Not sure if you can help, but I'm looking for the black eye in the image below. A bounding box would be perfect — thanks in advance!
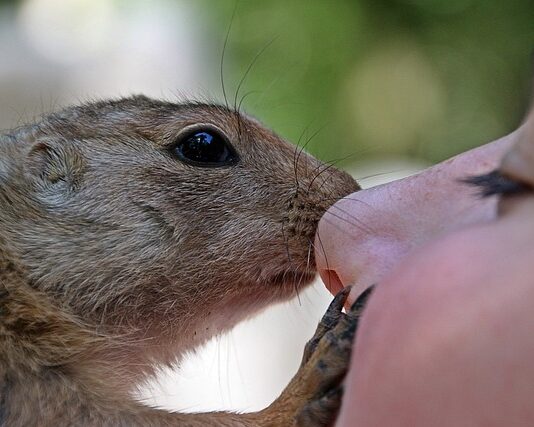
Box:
[172,128,238,167]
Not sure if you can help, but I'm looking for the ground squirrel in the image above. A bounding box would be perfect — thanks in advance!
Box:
[0,95,367,426]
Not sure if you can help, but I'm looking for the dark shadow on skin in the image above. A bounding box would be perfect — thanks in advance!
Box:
[461,169,533,198]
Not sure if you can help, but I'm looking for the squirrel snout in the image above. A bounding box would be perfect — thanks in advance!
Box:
[285,164,358,243]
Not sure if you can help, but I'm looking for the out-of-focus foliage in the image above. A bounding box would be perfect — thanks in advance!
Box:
[1,0,532,165]
[201,0,533,164]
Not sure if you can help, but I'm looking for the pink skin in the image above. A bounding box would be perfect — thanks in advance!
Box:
[315,128,534,426]
[316,134,513,303]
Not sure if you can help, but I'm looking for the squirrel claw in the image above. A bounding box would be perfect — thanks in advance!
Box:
[258,286,374,427]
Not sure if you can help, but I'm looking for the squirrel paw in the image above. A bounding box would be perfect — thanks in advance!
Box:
[258,286,374,427]
[294,286,374,427]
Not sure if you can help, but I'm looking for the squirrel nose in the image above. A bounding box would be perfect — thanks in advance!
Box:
[315,136,511,304]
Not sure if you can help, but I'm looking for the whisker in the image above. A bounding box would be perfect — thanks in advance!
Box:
[253,72,283,110]
[307,157,347,193]
[307,148,374,196]
[236,90,260,142]
[308,148,378,192]
[292,125,310,195]
[315,230,332,293]
[292,121,319,195]
[237,90,261,116]
[297,123,327,181]
[315,194,376,211]
[355,170,407,182]
[293,121,323,194]
[319,215,362,246]
[306,155,346,193]
[321,208,372,235]
[306,240,313,270]
[328,203,375,234]
[281,220,292,264]
[233,35,277,146]
[314,165,345,197]
[233,36,279,113]
[294,272,302,306]
[220,2,239,110]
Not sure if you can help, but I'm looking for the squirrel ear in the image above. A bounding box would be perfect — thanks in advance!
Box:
[25,139,85,191]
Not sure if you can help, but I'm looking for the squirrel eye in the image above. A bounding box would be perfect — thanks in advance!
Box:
[172,128,238,167]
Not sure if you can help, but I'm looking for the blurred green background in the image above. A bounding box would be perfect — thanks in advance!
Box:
[0,0,533,166]
[205,0,533,164]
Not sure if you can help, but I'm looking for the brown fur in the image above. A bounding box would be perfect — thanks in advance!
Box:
[0,96,358,426]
